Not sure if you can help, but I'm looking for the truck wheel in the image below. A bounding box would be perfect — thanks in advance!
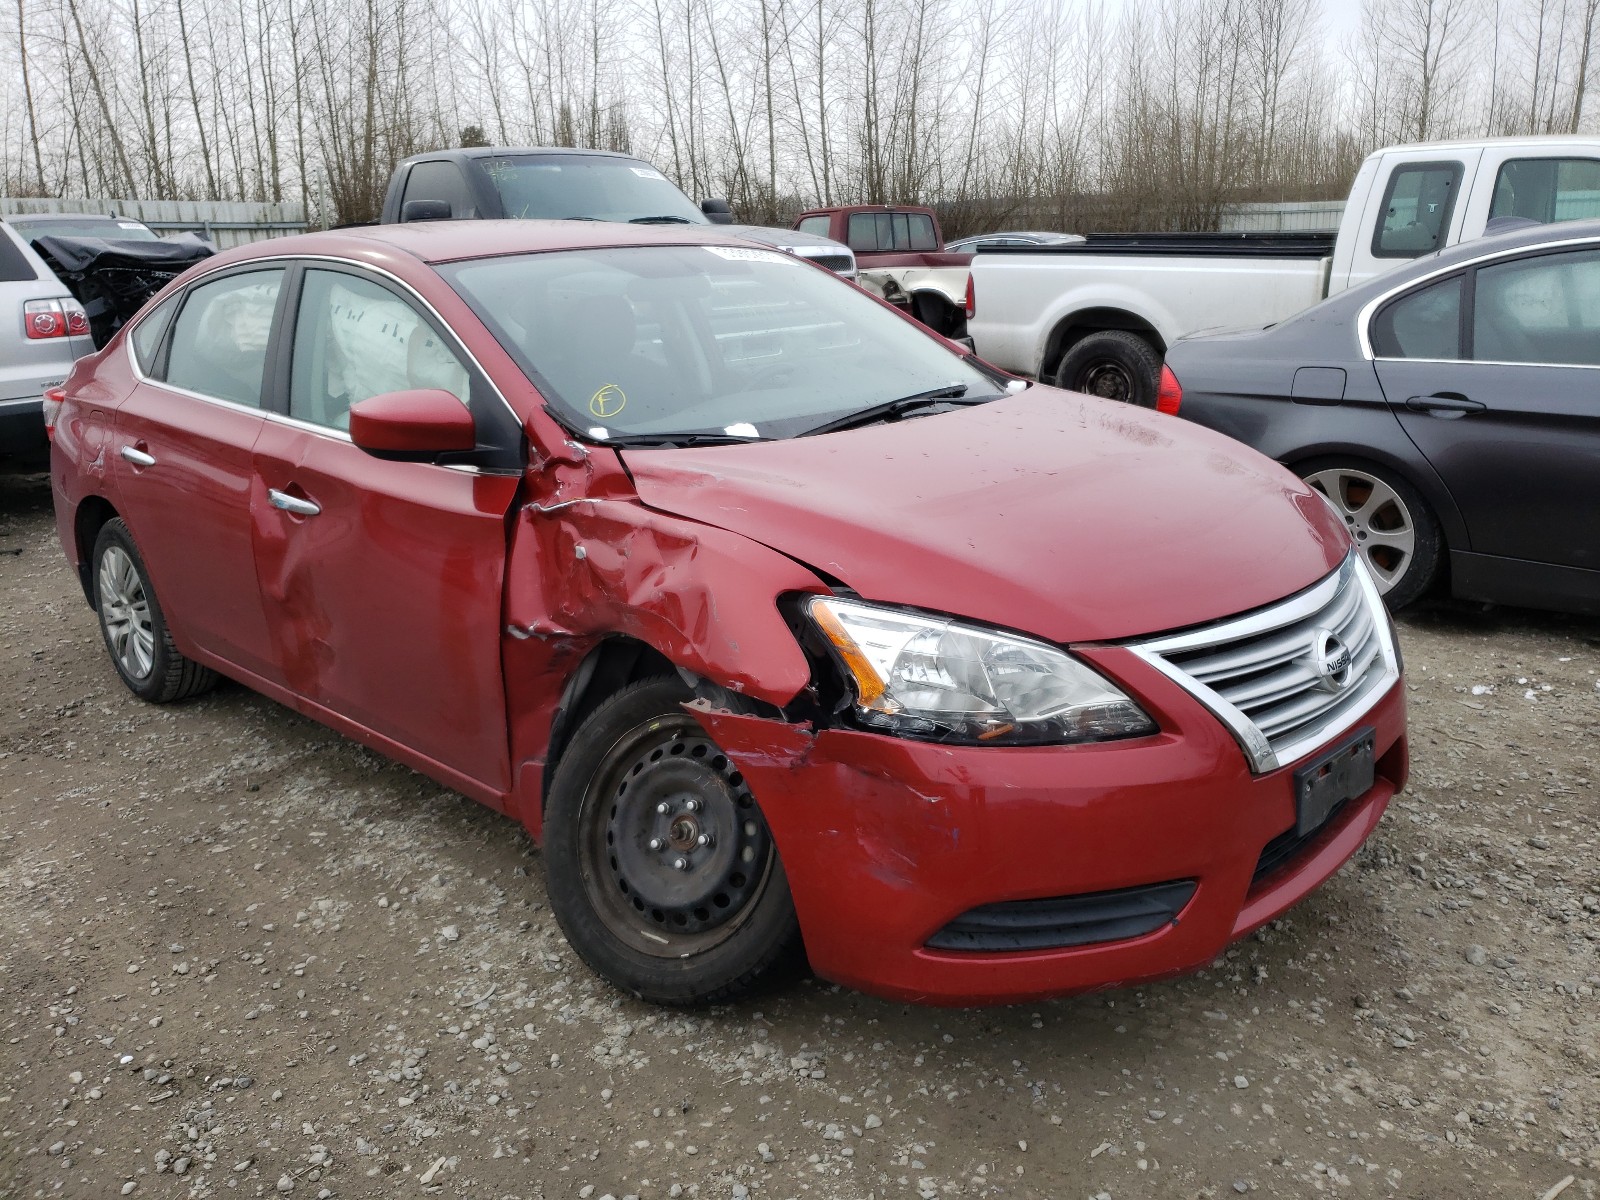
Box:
[1297,458,1444,610]
[1054,331,1161,407]
[543,676,805,1006]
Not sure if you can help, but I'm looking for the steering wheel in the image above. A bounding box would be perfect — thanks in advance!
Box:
[744,362,800,389]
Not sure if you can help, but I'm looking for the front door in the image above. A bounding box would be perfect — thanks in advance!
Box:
[110,266,286,679]
[250,265,522,796]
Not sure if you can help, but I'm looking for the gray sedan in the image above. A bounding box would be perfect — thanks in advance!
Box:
[1162,218,1600,617]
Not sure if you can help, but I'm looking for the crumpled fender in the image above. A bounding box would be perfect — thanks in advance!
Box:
[501,447,828,833]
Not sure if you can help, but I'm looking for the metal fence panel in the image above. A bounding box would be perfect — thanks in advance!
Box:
[1220,201,1345,233]
[0,197,308,249]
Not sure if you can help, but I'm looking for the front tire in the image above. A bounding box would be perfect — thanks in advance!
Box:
[1298,459,1444,610]
[1054,330,1161,407]
[91,519,217,702]
[543,677,804,1005]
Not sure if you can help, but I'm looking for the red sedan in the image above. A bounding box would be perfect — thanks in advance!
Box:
[49,221,1407,1006]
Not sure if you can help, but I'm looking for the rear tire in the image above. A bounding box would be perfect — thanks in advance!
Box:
[1297,458,1444,610]
[91,519,217,702]
[1054,330,1161,407]
[543,676,804,1005]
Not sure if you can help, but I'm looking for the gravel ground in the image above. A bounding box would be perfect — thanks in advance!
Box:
[2,465,1597,1200]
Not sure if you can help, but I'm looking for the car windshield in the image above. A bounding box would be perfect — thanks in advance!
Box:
[480,155,709,225]
[9,217,158,240]
[442,245,1002,442]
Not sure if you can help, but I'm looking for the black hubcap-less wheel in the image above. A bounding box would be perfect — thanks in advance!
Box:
[583,716,774,958]
[1077,359,1133,401]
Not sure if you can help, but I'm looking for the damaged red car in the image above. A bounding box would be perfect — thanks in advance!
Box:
[50,221,1407,1006]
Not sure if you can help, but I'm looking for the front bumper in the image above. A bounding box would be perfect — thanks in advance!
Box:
[690,644,1406,1006]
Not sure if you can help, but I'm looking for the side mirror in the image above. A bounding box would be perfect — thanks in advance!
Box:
[401,199,452,223]
[700,198,734,225]
[349,389,476,460]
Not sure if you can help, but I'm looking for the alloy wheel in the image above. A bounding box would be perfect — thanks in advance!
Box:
[1304,467,1417,593]
[98,545,156,680]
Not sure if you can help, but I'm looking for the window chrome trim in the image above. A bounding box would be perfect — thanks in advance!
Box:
[124,251,524,433]
[1125,552,1402,774]
[1357,232,1600,360]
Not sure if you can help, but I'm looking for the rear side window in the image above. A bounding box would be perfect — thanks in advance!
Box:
[129,293,180,373]
[1371,274,1463,359]
[1474,248,1600,365]
[165,269,284,406]
[401,161,475,219]
[1490,157,1600,224]
[846,212,939,253]
[0,226,40,282]
[795,215,831,238]
[1373,162,1463,259]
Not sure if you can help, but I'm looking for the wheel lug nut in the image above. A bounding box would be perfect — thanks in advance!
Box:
[684,798,701,812]
[696,833,713,848]
[648,838,664,851]
[673,857,689,871]
[655,802,670,814]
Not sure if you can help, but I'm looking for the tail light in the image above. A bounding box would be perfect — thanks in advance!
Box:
[1156,364,1182,415]
[24,297,89,340]
[41,386,66,441]
[964,273,975,320]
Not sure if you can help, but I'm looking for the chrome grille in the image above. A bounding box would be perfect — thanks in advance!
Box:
[1127,553,1400,773]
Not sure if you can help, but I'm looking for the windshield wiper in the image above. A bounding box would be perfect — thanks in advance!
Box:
[798,384,990,437]
[604,431,767,448]
[628,215,696,224]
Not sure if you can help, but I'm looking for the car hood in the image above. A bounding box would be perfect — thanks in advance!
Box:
[620,389,1350,643]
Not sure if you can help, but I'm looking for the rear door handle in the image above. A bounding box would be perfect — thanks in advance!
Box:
[119,445,156,467]
[268,488,321,517]
[1404,393,1486,416]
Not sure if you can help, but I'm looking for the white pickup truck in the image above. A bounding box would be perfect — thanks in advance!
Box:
[969,135,1600,405]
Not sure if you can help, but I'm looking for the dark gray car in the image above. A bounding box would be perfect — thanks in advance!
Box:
[1162,218,1600,617]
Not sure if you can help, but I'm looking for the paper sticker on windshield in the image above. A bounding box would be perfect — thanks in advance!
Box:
[589,384,626,418]
[117,221,144,229]
[703,246,794,265]
[630,167,666,181]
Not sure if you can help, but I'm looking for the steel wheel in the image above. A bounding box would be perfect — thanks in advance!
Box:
[1304,467,1416,593]
[543,676,803,1005]
[583,715,774,958]
[1077,359,1134,401]
[97,544,156,680]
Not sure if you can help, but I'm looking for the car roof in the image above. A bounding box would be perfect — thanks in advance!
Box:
[199,218,772,270]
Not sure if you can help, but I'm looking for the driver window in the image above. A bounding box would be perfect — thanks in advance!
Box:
[289,269,470,431]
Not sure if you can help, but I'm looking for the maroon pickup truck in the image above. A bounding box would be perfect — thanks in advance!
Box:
[793,205,971,339]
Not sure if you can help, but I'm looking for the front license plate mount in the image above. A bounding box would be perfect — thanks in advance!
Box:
[1294,727,1376,838]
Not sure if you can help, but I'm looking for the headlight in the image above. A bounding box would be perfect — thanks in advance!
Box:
[805,596,1157,745]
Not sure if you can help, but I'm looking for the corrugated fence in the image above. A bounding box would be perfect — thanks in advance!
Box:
[0,197,308,249]
[1220,200,1346,233]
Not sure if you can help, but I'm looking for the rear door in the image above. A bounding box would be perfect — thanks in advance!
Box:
[110,265,287,678]
[1370,245,1600,572]
[250,263,522,796]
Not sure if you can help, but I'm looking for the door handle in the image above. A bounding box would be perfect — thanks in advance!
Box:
[1404,393,1486,416]
[268,488,321,517]
[119,445,156,467]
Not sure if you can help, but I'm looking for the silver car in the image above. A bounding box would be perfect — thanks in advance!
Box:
[0,221,93,458]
